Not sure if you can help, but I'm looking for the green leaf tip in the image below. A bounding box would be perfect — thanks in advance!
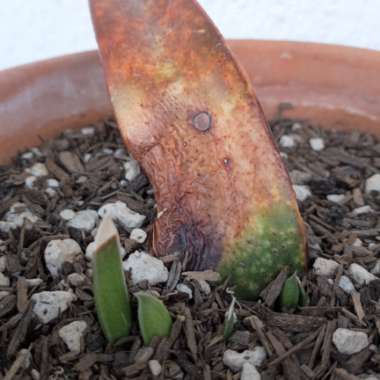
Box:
[223,295,237,340]
[279,273,308,312]
[135,292,172,345]
[93,216,131,343]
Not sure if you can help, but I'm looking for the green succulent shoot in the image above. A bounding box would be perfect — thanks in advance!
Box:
[224,295,237,340]
[279,273,309,312]
[93,216,131,343]
[136,292,172,345]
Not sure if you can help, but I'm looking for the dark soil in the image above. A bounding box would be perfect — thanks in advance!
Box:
[0,119,379,379]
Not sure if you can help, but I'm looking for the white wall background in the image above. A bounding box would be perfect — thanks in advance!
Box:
[1,0,379,70]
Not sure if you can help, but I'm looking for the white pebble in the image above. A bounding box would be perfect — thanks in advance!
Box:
[309,137,325,151]
[0,256,7,272]
[223,347,266,372]
[327,194,346,204]
[0,273,10,286]
[292,122,302,131]
[279,135,296,148]
[25,278,43,287]
[98,201,145,230]
[114,148,127,160]
[25,176,37,189]
[176,283,193,299]
[289,170,312,185]
[371,260,380,275]
[67,273,86,287]
[45,188,56,198]
[58,320,88,352]
[241,363,261,380]
[22,152,34,160]
[124,159,141,181]
[338,276,356,294]
[353,238,363,247]
[148,360,162,376]
[102,148,114,155]
[59,209,76,221]
[81,127,95,135]
[0,203,39,232]
[333,328,368,355]
[0,291,10,300]
[26,163,48,177]
[83,153,92,162]
[197,279,211,295]
[365,174,380,194]
[67,210,98,232]
[349,263,377,286]
[85,241,126,260]
[44,239,82,278]
[130,228,147,243]
[293,185,312,202]
[313,258,339,277]
[123,251,168,285]
[352,205,374,215]
[46,178,60,188]
[32,291,76,324]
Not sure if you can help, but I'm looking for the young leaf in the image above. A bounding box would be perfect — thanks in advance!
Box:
[136,292,172,345]
[93,217,131,343]
[224,295,237,340]
[279,273,300,312]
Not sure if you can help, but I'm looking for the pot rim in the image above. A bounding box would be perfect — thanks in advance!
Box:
[0,40,380,163]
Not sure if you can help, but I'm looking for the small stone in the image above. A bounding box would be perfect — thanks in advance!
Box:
[371,260,380,275]
[114,148,127,160]
[353,238,363,247]
[102,148,114,155]
[289,170,312,185]
[327,194,346,203]
[293,185,312,202]
[25,176,37,189]
[333,328,368,355]
[46,178,60,188]
[76,176,87,184]
[352,205,374,215]
[0,256,7,272]
[223,347,266,372]
[58,321,88,352]
[339,275,355,294]
[176,283,193,299]
[123,251,168,285]
[292,122,302,131]
[241,363,261,380]
[81,127,95,135]
[0,273,10,286]
[31,369,40,380]
[130,228,147,243]
[31,148,43,157]
[309,137,325,151]
[67,273,86,287]
[313,257,339,277]
[349,263,377,286]
[67,210,98,232]
[60,209,76,221]
[365,174,380,194]
[149,360,162,376]
[98,201,145,230]
[124,158,141,181]
[0,203,39,232]
[32,291,76,323]
[22,151,34,160]
[85,241,126,261]
[44,239,82,278]
[45,188,56,198]
[25,278,43,287]
[83,153,92,162]
[26,163,48,177]
[197,279,211,295]
[0,291,10,300]
[279,135,296,148]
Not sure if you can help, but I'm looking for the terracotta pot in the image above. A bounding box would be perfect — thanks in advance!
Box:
[1,40,380,164]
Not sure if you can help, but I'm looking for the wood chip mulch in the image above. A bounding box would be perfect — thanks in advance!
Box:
[0,118,379,379]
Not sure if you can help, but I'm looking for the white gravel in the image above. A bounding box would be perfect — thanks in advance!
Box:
[313,257,339,277]
[309,137,325,151]
[124,158,141,181]
[333,328,369,355]
[44,239,82,278]
[176,283,193,299]
[365,174,380,194]
[279,135,296,148]
[59,209,76,221]
[32,291,76,324]
[67,210,98,232]
[130,228,147,243]
[293,185,312,202]
[223,347,266,372]
[338,275,356,295]
[0,273,10,287]
[26,163,48,177]
[123,251,168,285]
[349,263,377,286]
[58,320,88,352]
[0,202,39,232]
[327,194,346,203]
[241,363,261,380]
